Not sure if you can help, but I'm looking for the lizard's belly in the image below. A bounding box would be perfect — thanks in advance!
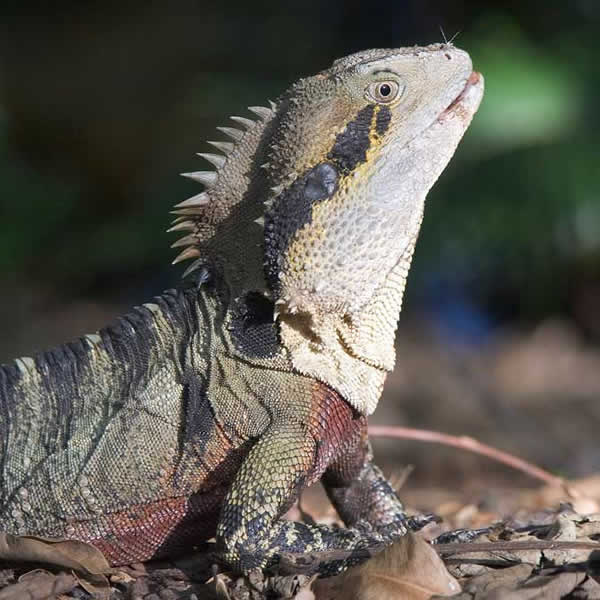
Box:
[73,487,227,565]
[0,433,254,566]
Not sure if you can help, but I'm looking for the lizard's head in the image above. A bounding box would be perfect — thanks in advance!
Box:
[261,45,484,413]
[264,45,483,320]
[170,44,483,413]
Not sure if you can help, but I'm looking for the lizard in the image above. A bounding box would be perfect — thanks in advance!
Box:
[0,44,484,578]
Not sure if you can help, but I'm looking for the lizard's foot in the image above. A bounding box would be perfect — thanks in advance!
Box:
[406,512,442,531]
[226,517,412,577]
[433,527,491,544]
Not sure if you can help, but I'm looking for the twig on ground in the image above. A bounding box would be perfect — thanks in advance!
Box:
[368,425,578,497]
[277,539,600,575]
[434,540,600,555]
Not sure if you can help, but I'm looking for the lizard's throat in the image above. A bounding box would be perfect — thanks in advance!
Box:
[278,254,412,414]
[336,325,394,373]
[279,310,393,415]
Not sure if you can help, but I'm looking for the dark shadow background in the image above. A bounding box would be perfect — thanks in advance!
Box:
[1,1,599,489]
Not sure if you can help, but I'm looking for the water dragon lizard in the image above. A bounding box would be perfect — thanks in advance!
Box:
[0,44,484,577]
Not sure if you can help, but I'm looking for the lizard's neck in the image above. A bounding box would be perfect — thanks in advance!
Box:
[278,237,418,415]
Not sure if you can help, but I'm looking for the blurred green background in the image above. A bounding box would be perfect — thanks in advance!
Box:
[0,1,599,483]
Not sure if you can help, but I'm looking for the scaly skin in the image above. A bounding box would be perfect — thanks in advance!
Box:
[0,44,483,576]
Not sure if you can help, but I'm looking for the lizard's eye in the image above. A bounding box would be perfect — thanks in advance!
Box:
[367,80,402,104]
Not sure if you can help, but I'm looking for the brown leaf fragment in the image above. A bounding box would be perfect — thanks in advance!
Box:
[443,549,525,580]
[0,532,111,574]
[485,569,586,600]
[0,569,78,600]
[208,569,313,600]
[577,515,600,539]
[314,532,460,600]
[460,563,533,597]
[109,569,135,584]
[454,561,590,600]
[444,559,490,579]
[72,569,110,599]
[0,570,14,588]
[0,531,112,599]
[570,576,600,600]
[214,571,232,599]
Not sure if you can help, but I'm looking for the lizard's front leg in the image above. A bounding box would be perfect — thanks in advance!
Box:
[216,421,410,577]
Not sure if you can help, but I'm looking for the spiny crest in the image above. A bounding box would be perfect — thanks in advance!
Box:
[168,104,277,277]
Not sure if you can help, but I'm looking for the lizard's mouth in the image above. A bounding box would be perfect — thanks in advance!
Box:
[439,71,482,119]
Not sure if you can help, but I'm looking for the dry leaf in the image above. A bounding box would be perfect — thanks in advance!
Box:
[460,564,534,597]
[109,569,135,584]
[570,576,600,599]
[0,531,112,599]
[0,569,78,600]
[485,570,586,600]
[313,533,460,600]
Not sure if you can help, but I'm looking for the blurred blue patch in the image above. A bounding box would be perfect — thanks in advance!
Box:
[421,273,496,347]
